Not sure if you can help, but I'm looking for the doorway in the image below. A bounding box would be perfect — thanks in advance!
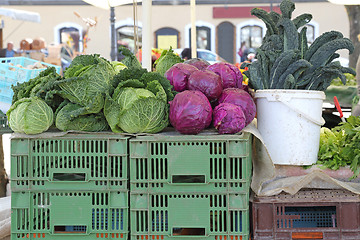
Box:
[217,21,235,63]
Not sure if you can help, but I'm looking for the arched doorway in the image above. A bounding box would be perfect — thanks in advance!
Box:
[155,27,179,49]
[217,21,235,63]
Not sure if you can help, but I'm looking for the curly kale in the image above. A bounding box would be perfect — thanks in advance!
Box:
[11,67,64,110]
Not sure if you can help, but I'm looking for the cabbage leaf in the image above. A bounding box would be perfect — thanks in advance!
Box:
[55,102,108,132]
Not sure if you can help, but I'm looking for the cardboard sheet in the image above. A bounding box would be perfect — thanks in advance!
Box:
[0,197,10,239]
[243,121,360,196]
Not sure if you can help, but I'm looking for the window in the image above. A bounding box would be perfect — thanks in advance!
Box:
[155,27,179,49]
[54,23,83,53]
[185,21,216,52]
[240,25,263,49]
[236,20,265,63]
[117,25,142,53]
[189,26,211,50]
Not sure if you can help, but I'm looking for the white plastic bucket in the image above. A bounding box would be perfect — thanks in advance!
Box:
[255,90,325,165]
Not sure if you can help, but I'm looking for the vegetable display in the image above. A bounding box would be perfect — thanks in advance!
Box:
[7,49,254,136]
[242,0,356,90]
[7,53,171,135]
[165,59,255,134]
[318,116,360,179]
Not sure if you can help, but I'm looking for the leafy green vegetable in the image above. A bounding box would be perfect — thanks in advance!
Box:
[117,46,142,69]
[104,77,169,134]
[112,67,148,91]
[331,73,357,86]
[243,0,355,90]
[318,116,360,179]
[154,47,183,77]
[7,97,54,134]
[140,71,177,102]
[11,67,63,108]
[56,56,116,115]
[49,54,116,132]
[111,61,127,73]
[55,102,108,132]
[68,54,105,68]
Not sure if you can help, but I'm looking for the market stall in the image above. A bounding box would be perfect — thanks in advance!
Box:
[1,0,360,239]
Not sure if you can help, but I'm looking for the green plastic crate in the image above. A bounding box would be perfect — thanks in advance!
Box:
[11,133,128,191]
[130,131,252,193]
[11,190,128,240]
[130,192,250,240]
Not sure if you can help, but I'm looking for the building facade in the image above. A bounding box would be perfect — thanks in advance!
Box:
[0,0,350,63]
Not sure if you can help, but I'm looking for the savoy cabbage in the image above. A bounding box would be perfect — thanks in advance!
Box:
[7,97,54,134]
[104,78,169,134]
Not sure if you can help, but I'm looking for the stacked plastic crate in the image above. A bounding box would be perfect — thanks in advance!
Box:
[129,131,252,240]
[251,189,360,240]
[10,133,129,239]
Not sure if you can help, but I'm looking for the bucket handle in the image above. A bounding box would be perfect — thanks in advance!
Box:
[278,97,325,126]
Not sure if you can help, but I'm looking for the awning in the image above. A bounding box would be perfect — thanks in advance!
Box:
[0,8,40,23]
[83,0,142,10]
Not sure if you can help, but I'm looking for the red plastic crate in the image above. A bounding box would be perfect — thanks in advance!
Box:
[251,189,360,240]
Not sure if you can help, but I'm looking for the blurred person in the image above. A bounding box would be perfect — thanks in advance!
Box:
[237,41,248,62]
[0,42,15,58]
[181,48,191,60]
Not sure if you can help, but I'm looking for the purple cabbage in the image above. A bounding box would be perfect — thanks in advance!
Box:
[207,62,243,89]
[217,88,256,126]
[164,63,199,92]
[187,69,223,101]
[213,103,246,134]
[184,58,211,70]
[169,90,212,134]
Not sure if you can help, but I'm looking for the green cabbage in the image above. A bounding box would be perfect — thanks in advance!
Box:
[55,102,108,132]
[117,46,142,69]
[52,55,116,131]
[104,79,168,134]
[7,97,54,134]
[155,47,183,77]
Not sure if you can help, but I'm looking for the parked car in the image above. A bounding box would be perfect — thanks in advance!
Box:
[173,48,225,64]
